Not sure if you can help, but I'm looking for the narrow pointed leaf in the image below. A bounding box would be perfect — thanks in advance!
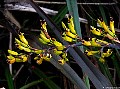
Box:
[99,5,107,23]
[83,75,90,89]
[65,0,82,37]
[52,5,68,24]
[112,55,120,80]
[20,77,56,89]
[31,66,61,89]
[65,0,83,51]
[98,62,116,86]
[5,67,14,89]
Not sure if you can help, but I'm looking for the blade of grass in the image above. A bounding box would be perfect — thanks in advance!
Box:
[114,48,120,61]
[111,55,120,80]
[99,5,107,23]
[65,0,83,51]
[83,74,90,89]
[5,67,14,89]
[0,10,19,37]
[65,0,81,36]
[65,1,90,88]
[52,5,68,24]
[31,66,61,89]
[98,62,116,86]
[25,0,113,88]
[20,76,56,89]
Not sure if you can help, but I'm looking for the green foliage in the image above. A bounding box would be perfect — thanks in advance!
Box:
[31,67,61,89]
[5,67,14,89]
[20,77,56,89]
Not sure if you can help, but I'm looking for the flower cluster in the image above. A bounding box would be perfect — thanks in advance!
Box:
[7,16,119,64]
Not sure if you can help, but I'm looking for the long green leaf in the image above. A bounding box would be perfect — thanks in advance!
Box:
[65,1,89,88]
[51,5,89,89]
[20,76,56,89]
[112,55,120,80]
[65,0,83,51]
[99,5,107,23]
[0,13,19,37]
[5,67,14,89]
[65,0,81,37]
[31,66,61,89]
[83,74,90,89]
[52,5,68,24]
[98,62,116,86]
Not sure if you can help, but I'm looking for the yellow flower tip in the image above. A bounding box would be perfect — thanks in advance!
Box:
[7,55,14,60]
[64,58,69,62]
[44,58,50,62]
[85,50,92,56]
[8,50,19,56]
[7,59,15,64]
[34,49,44,54]
[82,40,91,46]
[85,50,88,53]
[99,57,105,63]
[36,59,43,65]
[58,59,65,65]
[22,56,28,62]
[19,32,24,37]
[34,56,39,60]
